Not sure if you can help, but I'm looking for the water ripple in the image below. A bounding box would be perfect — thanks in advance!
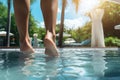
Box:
[0,49,120,80]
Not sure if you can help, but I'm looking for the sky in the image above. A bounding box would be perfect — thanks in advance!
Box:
[1,0,112,29]
[30,0,100,29]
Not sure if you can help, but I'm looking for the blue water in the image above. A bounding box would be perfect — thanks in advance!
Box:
[0,48,120,80]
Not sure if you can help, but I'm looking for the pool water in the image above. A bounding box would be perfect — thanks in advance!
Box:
[0,48,120,80]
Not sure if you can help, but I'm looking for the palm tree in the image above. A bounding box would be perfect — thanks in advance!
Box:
[58,0,80,47]
[58,0,67,47]
[6,0,11,47]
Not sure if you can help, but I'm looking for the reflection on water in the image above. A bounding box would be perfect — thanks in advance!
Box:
[0,48,120,80]
[104,50,120,77]
[91,50,107,76]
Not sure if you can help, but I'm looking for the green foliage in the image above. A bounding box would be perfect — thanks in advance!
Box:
[0,2,7,30]
[29,12,39,37]
[105,37,120,47]
[0,2,39,46]
[100,1,120,38]
[10,13,19,45]
[68,22,91,42]
[56,24,60,34]
[37,27,46,40]
[30,0,37,5]
[0,2,7,16]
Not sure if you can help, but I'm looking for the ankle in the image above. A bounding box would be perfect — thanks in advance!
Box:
[46,31,56,40]
[20,39,32,51]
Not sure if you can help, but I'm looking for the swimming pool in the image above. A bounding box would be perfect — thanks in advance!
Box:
[0,48,120,80]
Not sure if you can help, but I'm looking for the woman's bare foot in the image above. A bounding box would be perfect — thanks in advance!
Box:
[20,39,34,54]
[44,32,59,57]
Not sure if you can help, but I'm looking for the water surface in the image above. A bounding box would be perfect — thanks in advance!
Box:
[0,48,120,80]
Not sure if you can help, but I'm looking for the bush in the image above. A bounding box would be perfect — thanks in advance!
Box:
[105,37,120,47]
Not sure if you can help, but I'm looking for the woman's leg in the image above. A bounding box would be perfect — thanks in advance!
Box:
[13,0,34,53]
[41,0,59,56]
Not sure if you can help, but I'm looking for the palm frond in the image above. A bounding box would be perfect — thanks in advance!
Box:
[72,0,80,12]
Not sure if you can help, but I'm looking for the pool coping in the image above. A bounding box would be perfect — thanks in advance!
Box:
[0,47,119,51]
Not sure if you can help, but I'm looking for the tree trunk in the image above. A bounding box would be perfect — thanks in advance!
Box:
[58,0,66,47]
[6,0,11,47]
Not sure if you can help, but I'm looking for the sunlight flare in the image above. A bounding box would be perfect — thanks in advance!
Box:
[79,0,107,13]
